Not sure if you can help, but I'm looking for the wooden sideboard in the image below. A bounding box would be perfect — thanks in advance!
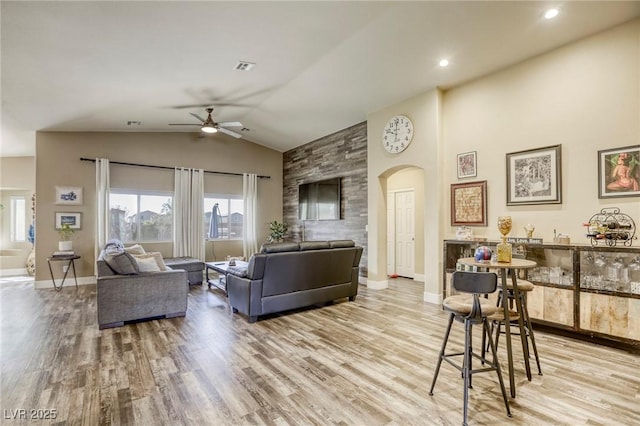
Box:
[443,239,640,350]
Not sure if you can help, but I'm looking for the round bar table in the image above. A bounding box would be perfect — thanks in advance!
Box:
[457,257,537,398]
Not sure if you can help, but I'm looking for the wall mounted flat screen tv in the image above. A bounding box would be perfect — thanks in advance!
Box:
[298,178,341,220]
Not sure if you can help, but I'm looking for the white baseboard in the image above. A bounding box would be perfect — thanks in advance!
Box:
[413,273,425,282]
[423,291,442,305]
[35,276,96,289]
[366,279,388,290]
[0,268,27,277]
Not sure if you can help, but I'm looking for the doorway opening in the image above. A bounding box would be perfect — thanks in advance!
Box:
[385,167,425,280]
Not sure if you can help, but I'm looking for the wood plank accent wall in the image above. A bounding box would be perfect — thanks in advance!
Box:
[283,121,368,276]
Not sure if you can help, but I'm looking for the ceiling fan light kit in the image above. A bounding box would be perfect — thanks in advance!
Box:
[169,107,243,138]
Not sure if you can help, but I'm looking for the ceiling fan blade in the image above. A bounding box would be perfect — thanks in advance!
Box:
[218,127,242,138]
[169,123,201,126]
[217,121,243,127]
[189,113,206,122]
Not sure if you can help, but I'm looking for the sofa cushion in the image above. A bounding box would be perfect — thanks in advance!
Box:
[103,251,139,275]
[299,241,330,251]
[133,252,168,271]
[261,242,300,253]
[135,256,161,272]
[124,244,146,255]
[329,240,355,248]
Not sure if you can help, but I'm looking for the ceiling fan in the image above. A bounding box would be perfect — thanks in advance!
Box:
[169,108,243,138]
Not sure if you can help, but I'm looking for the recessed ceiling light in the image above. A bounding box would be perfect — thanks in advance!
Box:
[544,8,559,19]
[439,59,449,67]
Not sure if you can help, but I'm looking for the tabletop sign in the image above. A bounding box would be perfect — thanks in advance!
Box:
[507,237,543,244]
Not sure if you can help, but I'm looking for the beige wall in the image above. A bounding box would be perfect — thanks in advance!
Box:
[367,89,443,298]
[368,18,640,303]
[35,132,282,286]
[443,18,640,245]
[1,156,35,189]
[0,156,35,273]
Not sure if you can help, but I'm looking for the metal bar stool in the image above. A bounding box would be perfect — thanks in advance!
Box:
[429,271,511,426]
[488,278,542,376]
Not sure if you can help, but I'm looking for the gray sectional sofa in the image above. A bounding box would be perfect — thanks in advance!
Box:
[96,251,188,329]
[227,240,363,322]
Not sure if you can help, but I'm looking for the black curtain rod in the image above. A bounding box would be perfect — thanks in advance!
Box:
[80,158,270,179]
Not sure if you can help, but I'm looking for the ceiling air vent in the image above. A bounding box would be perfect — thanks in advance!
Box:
[234,61,255,71]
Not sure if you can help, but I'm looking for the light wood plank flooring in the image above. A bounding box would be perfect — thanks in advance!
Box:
[1,277,639,425]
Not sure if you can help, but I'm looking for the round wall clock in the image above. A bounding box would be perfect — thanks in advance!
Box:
[382,115,414,154]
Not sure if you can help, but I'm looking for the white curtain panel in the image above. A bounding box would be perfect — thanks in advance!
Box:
[95,158,110,263]
[173,168,204,260]
[243,173,258,259]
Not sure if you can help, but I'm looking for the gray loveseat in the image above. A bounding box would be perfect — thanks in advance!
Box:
[227,240,363,322]
[97,251,188,329]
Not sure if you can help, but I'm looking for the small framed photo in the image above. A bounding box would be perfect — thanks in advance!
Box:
[55,212,81,230]
[506,145,562,205]
[598,145,640,199]
[457,151,477,179]
[55,186,83,205]
[451,180,487,226]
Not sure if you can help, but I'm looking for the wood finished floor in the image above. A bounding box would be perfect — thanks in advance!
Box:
[1,276,639,426]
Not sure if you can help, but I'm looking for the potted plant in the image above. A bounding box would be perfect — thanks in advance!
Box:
[267,220,288,243]
[58,223,75,251]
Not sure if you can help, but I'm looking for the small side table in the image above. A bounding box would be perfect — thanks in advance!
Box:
[47,255,80,291]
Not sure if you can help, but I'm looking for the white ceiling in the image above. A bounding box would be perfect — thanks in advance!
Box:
[2,1,640,157]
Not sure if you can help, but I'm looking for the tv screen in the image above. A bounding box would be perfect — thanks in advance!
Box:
[298,178,341,220]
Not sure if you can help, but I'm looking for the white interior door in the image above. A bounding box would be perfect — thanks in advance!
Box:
[387,190,415,278]
[387,196,395,274]
[394,190,415,278]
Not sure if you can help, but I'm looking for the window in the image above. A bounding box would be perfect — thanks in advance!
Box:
[10,196,26,242]
[109,191,173,243]
[204,196,244,240]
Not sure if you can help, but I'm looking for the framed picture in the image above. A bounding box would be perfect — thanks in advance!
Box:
[55,212,81,230]
[598,145,640,199]
[451,180,487,226]
[506,145,562,205]
[55,186,83,205]
[457,151,477,179]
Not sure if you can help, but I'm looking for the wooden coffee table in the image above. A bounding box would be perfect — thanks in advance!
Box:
[205,260,248,293]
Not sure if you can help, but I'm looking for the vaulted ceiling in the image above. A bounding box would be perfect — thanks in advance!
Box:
[2,1,640,157]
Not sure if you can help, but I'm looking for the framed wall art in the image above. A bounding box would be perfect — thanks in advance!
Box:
[451,180,487,226]
[506,145,562,205]
[456,151,477,179]
[55,212,81,230]
[598,145,640,199]
[55,186,83,205]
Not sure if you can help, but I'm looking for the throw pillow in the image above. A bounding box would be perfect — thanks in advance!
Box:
[136,256,161,273]
[103,251,139,275]
[132,252,168,271]
[104,239,125,254]
[124,244,146,255]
